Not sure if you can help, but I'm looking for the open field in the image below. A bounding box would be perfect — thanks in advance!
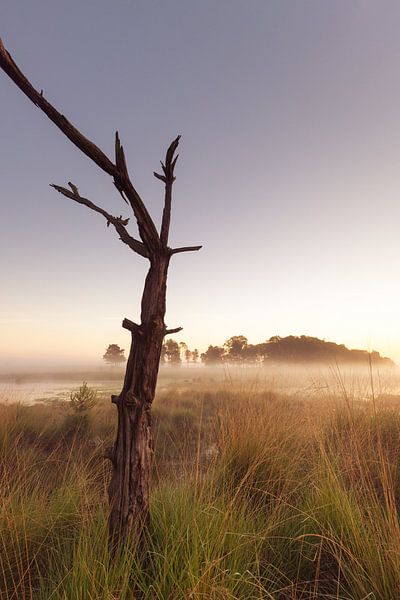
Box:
[2,366,400,599]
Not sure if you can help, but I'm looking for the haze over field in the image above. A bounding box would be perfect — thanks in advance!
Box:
[2,2,400,366]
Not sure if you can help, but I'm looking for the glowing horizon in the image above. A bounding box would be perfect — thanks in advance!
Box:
[2,2,400,368]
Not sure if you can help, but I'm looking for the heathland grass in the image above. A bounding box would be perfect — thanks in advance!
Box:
[1,367,400,599]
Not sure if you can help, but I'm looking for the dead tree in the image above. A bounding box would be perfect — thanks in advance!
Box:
[0,39,201,553]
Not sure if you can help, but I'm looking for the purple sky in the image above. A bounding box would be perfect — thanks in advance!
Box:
[2,1,400,368]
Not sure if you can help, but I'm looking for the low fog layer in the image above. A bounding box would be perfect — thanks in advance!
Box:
[1,362,400,406]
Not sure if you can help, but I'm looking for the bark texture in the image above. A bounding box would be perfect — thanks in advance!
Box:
[108,255,170,552]
[0,38,202,553]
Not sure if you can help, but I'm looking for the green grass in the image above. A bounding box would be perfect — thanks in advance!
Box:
[1,379,400,598]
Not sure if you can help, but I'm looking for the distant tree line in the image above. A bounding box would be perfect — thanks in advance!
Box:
[104,336,394,367]
[161,340,199,365]
[160,335,394,366]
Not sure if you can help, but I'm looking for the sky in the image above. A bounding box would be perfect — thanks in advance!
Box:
[2,1,400,369]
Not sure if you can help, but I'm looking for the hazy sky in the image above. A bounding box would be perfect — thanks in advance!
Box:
[2,1,400,368]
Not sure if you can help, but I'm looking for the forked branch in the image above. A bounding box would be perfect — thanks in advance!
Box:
[114,132,161,251]
[0,38,203,261]
[154,136,180,247]
[0,38,159,254]
[51,183,148,258]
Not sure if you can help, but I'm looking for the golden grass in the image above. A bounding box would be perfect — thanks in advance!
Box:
[1,372,400,598]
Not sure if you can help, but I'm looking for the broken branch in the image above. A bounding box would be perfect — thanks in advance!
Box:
[0,39,117,177]
[122,318,143,334]
[170,245,202,255]
[50,183,148,258]
[164,327,183,335]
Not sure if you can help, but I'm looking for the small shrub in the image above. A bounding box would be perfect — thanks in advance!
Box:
[69,382,97,414]
[60,382,97,442]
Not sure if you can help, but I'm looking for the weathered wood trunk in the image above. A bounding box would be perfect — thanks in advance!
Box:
[0,38,201,559]
[108,254,170,552]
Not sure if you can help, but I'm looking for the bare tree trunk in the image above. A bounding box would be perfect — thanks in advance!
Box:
[0,39,201,556]
[108,254,169,552]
